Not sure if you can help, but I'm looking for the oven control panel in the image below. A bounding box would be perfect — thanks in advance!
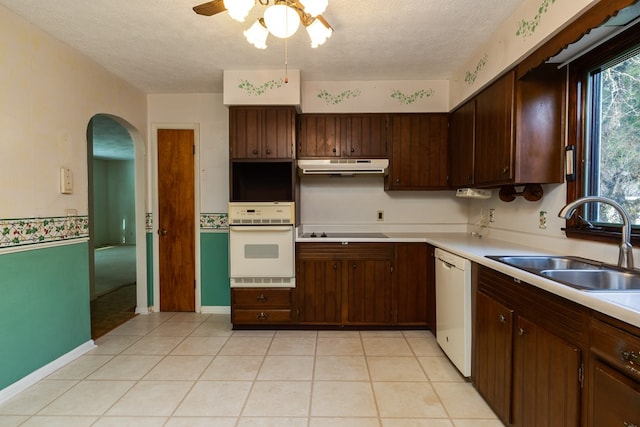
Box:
[228,202,295,225]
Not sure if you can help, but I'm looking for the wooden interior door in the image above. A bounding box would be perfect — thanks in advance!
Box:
[157,129,195,312]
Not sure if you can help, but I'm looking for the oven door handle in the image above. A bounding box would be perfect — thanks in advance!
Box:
[229,225,293,232]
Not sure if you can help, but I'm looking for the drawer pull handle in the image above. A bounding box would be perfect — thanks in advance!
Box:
[256,294,267,302]
[622,350,639,363]
[624,422,638,427]
[499,314,506,323]
[256,312,269,320]
[518,328,526,336]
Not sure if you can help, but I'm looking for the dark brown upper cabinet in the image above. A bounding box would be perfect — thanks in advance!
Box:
[474,70,516,186]
[229,106,296,159]
[450,64,565,189]
[297,114,388,158]
[385,113,449,190]
[449,99,476,188]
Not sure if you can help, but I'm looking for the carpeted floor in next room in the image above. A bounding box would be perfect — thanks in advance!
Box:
[91,245,138,339]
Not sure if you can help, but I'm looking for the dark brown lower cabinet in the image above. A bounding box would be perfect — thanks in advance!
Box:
[473,265,586,426]
[295,258,343,324]
[231,288,293,325]
[512,316,581,427]
[474,291,514,423]
[589,317,640,426]
[294,242,431,327]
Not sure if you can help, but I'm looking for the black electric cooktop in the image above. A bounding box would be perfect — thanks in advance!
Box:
[301,232,388,238]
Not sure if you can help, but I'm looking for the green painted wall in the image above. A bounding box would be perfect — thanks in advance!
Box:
[0,242,91,390]
[93,159,136,246]
[201,232,230,306]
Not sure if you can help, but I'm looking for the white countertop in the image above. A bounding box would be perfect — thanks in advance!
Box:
[296,230,640,329]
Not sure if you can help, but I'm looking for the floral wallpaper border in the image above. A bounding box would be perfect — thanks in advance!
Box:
[144,213,229,233]
[200,213,229,229]
[0,216,89,249]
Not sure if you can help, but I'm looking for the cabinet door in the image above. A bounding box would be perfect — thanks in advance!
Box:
[513,316,581,427]
[229,107,262,159]
[473,291,514,424]
[346,258,393,324]
[263,107,295,159]
[474,70,515,185]
[591,360,640,427]
[449,99,475,188]
[395,243,429,326]
[387,114,449,190]
[295,258,342,324]
[297,114,344,158]
[230,107,295,159]
[346,114,388,157]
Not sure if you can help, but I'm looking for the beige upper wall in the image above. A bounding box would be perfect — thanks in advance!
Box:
[0,5,147,219]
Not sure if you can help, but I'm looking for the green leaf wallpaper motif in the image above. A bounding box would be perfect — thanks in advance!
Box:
[317,89,362,104]
[238,78,285,96]
[516,0,557,38]
[465,53,489,85]
[390,89,435,105]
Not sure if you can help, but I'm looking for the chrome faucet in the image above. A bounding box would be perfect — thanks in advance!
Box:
[558,196,634,270]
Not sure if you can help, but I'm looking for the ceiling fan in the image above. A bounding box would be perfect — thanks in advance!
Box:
[193,0,333,49]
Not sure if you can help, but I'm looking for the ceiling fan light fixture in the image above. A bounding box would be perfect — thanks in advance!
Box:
[244,18,269,49]
[299,0,328,17]
[306,17,332,48]
[263,3,301,38]
[223,0,254,22]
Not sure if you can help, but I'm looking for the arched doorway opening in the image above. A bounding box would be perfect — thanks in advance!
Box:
[87,114,147,338]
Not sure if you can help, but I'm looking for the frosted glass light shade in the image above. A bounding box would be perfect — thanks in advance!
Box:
[263,4,300,38]
[306,18,332,48]
[300,0,328,17]
[244,19,269,49]
[224,0,254,22]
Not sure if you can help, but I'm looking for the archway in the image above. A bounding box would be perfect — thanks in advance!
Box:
[87,114,147,337]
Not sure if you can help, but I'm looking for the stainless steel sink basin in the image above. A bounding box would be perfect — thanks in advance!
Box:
[540,269,640,291]
[496,256,601,271]
[487,255,640,292]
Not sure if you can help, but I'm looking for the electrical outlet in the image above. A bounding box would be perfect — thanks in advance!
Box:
[377,210,384,222]
[539,210,547,229]
[489,208,495,223]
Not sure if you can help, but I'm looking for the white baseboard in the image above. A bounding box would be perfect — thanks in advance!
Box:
[200,306,231,314]
[0,340,96,405]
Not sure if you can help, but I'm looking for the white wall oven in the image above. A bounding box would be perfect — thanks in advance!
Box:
[228,202,295,288]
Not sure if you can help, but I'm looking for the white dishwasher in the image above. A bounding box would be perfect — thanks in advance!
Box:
[434,248,472,377]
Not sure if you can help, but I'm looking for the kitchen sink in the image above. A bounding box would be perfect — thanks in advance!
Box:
[495,256,601,271]
[540,269,640,291]
[488,255,640,292]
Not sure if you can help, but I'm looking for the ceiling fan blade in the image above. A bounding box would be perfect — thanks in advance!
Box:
[193,0,226,16]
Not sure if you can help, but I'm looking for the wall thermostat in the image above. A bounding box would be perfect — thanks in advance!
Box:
[60,168,73,194]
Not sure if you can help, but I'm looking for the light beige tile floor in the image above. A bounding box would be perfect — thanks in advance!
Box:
[0,313,504,426]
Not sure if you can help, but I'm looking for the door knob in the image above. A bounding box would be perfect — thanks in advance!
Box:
[159,229,168,236]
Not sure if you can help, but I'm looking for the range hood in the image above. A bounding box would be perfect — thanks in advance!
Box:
[298,159,389,176]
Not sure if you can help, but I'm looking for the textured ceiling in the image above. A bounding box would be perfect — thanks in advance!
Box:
[0,0,528,94]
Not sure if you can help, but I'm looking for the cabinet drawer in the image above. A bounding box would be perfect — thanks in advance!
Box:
[232,309,293,324]
[592,360,640,426]
[591,319,640,381]
[232,288,292,308]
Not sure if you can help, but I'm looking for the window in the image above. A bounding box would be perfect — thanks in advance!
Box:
[567,22,640,244]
